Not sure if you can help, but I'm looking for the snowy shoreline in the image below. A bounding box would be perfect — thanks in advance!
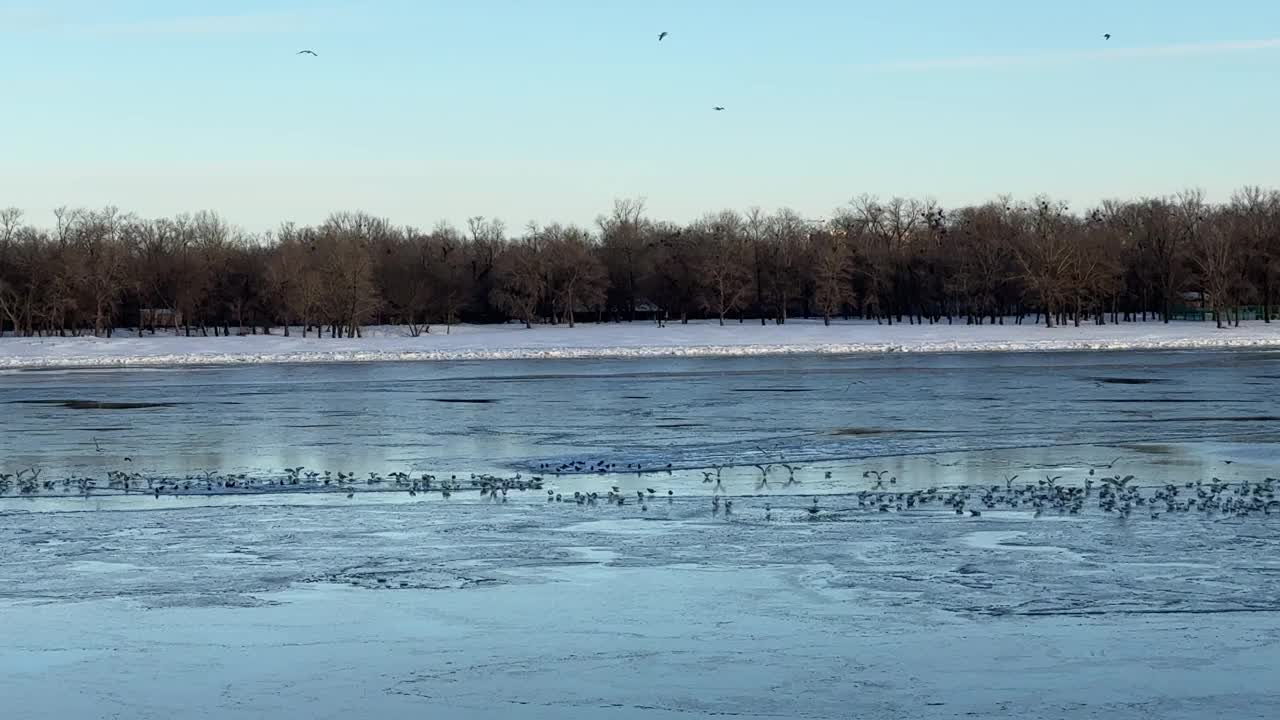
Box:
[3,320,1280,369]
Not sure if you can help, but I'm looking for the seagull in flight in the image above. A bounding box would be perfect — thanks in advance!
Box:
[658,31,669,42]
[1103,33,1111,40]
[297,50,318,56]
[713,106,725,111]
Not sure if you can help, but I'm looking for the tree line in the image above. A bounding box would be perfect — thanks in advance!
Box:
[2,188,1278,338]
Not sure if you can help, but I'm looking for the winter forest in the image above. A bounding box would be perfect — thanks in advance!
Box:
[2,187,1278,339]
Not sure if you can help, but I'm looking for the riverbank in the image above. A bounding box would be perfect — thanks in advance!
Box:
[3,319,1280,369]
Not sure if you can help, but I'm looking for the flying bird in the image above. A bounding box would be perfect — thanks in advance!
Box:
[297,50,318,56]
[658,31,668,41]
[713,106,725,111]
[1103,33,1111,40]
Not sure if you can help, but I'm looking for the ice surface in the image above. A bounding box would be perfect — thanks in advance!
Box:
[3,498,1280,719]
[3,351,1277,485]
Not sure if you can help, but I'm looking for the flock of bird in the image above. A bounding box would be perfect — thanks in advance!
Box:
[4,462,1277,522]
[292,30,1116,115]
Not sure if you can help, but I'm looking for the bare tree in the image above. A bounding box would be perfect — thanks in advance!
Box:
[647,223,702,324]
[319,212,385,338]
[742,207,772,325]
[539,224,607,328]
[71,207,136,337]
[1013,197,1076,327]
[949,202,1019,324]
[265,224,314,336]
[377,228,432,336]
[1192,209,1245,328]
[598,198,653,322]
[467,216,506,317]
[490,236,546,329]
[809,226,852,326]
[4,189,1280,337]
[846,196,896,323]
[1233,187,1280,322]
[694,211,751,325]
[882,197,924,323]
[0,209,44,336]
[427,223,475,333]
[763,209,807,324]
[1126,197,1182,322]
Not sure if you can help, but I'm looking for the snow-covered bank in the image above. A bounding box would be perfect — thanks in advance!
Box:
[3,320,1280,369]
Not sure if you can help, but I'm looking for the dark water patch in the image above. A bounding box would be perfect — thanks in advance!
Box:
[1082,398,1261,404]
[621,396,651,400]
[430,399,497,405]
[1104,416,1280,424]
[1090,377,1170,385]
[285,423,341,429]
[988,605,1280,618]
[731,388,814,394]
[832,427,937,436]
[71,427,131,433]
[14,367,130,374]
[9,400,178,411]
[655,423,707,429]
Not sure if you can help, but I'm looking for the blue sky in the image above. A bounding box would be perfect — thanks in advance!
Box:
[2,0,1279,231]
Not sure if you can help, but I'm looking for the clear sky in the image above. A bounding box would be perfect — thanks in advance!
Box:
[2,0,1279,231]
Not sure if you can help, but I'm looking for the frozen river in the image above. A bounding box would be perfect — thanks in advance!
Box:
[3,350,1280,718]
[2,350,1278,488]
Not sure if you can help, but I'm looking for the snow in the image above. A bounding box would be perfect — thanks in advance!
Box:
[4,319,1280,369]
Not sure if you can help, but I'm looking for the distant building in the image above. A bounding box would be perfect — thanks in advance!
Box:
[574,299,664,322]
[140,308,182,330]
[1170,291,1207,321]
[1179,291,1206,309]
